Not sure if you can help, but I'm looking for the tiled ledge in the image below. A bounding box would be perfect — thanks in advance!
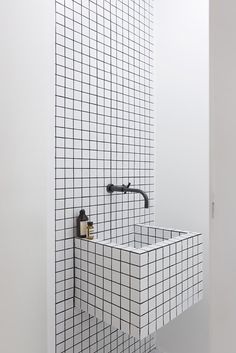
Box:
[75,225,203,340]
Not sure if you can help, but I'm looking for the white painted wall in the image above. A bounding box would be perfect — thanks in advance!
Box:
[0,1,54,353]
[154,1,209,352]
[210,1,236,352]
[5,1,236,353]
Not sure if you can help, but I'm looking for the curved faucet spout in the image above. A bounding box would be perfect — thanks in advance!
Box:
[133,188,149,209]
[106,183,149,209]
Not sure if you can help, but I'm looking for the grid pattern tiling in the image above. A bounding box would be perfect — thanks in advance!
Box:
[133,224,188,248]
[55,0,154,242]
[75,229,203,340]
[55,0,155,352]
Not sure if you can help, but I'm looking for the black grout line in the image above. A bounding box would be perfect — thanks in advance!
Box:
[62,2,66,351]
[72,1,75,351]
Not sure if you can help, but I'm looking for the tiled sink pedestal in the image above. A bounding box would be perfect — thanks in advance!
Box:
[75,224,203,340]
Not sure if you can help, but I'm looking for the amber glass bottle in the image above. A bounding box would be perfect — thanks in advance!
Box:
[77,209,88,238]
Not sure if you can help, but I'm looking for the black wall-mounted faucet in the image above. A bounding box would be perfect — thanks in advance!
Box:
[106,183,149,209]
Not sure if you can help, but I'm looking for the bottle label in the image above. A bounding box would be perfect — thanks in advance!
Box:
[80,221,87,236]
[88,229,94,236]
[88,229,94,239]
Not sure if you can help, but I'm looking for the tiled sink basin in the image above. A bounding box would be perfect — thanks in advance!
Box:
[75,224,203,340]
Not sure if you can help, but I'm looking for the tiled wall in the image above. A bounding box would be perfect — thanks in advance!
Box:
[55,0,155,352]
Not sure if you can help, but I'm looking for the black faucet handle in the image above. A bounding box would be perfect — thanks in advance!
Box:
[123,182,131,194]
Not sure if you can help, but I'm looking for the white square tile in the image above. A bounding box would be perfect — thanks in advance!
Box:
[112,315,120,329]
[121,297,130,311]
[149,320,156,335]
[149,250,155,262]
[164,290,170,302]
[140,253,148,266]
[121,261,129,274]
[148,286,155,299]
[104,311,111,326]
[131,301,139,316]
[140,312,148,328]
[156,283,163,295]
[149,273,155,287]
[130,264,139,279]
[121,285,129,300]
[112,293,120,307]
[149,262,155,275]
[112,259,120,272]
[121,273,129,287]
[163,269,169,280]
[112,304,121,319]
[163,257,170,269]
[131,289,139,303]
[140,289,148,302]
[131,313,139,327]
[149,297,156,312]
[156,316,163,331]
[131,277,139,291]
[130,325,139,339]
[140,265,148,278]
[140,325,148,340]
[121,320,129,334]
[131,252,140,266]
[112,271,121,284]
[170,265,176,277]
[104,256,111,268]
[164,313,170,325]
[104,290,111,303]
[104,245,112,258]
[113,248,121,261]
[156,259,163,271]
